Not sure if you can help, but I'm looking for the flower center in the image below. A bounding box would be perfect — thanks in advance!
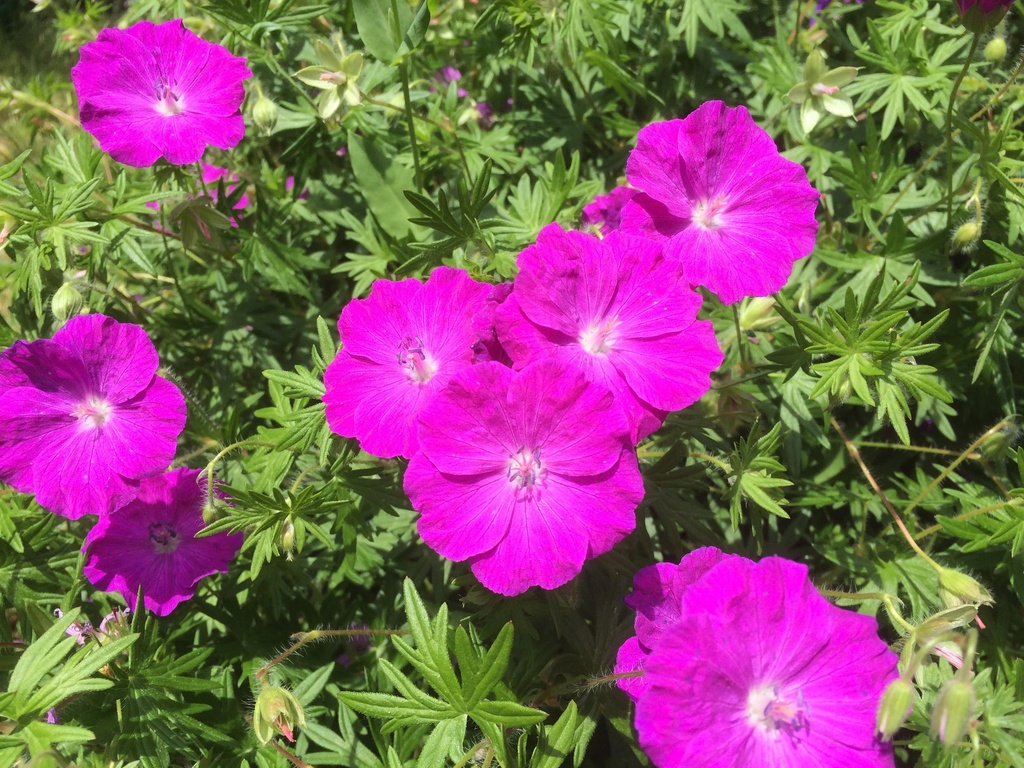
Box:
[507,447,546,499]
[149,521,180,554]
[397,337,438,384]
[579,315,621,356]
[72,396,113,431]
[692,196,729,231]
[746,684,809,737]
[154,79,185,116]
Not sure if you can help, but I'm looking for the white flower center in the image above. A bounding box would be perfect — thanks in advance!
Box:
[397,337,438,384]
[692,196,729,231]
[579,315,621,356]
[154,80,185,116]
[745,684,808,737]
[507,447,545,499]
[149,521,181,554]
[72,396,113,430]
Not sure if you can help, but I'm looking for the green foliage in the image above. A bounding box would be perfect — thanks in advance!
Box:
[2,0,1024,766]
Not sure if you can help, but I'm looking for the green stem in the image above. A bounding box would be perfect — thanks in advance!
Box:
[203,439,277,508]
[902,417,1013,519]
[399,61,423,191]
[946,34,981,227]
[732,304,750,364]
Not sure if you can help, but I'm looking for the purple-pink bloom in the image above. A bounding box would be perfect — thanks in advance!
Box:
[629,552,898,768]
[615,547,739,700]
[323,267,492,459]
[956,0,1014,31]
[620,101,820,305]
[0,314,186,520]
[71,20,252,167]
[495,224,723,441]
[83,468,242,616]
[404,359,644,596]
[581,185,638,233]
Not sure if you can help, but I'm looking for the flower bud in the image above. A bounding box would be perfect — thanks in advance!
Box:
[51,282,84,326]
[279,518,295,561]
[876,677,915,740]
[957,0,1014,35]
[938,568,994,610]
[930,675,976,747]
[738,297,778,332]
[984,35,1008,62]
[952,221,982,248]
[252,685,305,745]
[252,94,279,135]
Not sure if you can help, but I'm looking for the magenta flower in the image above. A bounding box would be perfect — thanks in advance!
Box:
[620,101,819,305]
[404,359,644,596]
[83,468,242,616]
[71,20,252,168]
[0,314,186,520]
[615,547,739,700]
[323,267,492,459]
[627,552,898,767]
[581,185,638,233]
[496,224,723,441]
[956,0,1014,31]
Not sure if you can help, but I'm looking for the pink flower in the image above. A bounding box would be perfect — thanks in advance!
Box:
[581,185,638,233]
[404,359,644,596]
[614,548,739,700]
[83,468,242,616]
[496,224,723,441]
[0,314,186,520]
[956,0,1014,31]
[323,267,492,459]
[620,101,819,305]
[71,20,252,167]
[625,551,898,768]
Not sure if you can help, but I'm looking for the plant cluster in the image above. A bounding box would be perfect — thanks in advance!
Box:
[2,0,1024,767]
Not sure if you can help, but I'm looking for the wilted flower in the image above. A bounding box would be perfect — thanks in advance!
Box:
[295,36,363,119]
[253,685,306,744]
[71,20,251,167]
[581,185,638,233]
[787,50,859,133]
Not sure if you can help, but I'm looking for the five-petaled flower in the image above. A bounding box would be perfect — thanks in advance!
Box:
[618,549,899,768]
[323,266,492,459]
[71,19,251,167]
[620,100,820,304]
[83,467,243,616]
[404,359,645,596]
[0,314,186,520]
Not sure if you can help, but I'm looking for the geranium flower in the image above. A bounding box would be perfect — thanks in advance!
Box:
[495,224,723,441]
[404,359,644,596]
[323,267,492,459]
[615,547,739,700]
[0,314,186,520]
[620,101,820,305]
[71,19,252,167]
[627,552,898,767]
[956,0,1014,32]
[83,468,242,616]
[581,185,637,233]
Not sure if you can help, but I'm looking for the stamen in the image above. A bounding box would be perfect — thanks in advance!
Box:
[149,521,180,554]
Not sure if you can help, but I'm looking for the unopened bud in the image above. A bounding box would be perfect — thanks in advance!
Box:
[876,677,915,740]
[938,568,994,610]
[930,675,976,747]
[958,1,1012,35]
[51,282,84,325]
[253,685,305,745]
[985,35,1008,63]
[280,518,295,561]
[738,297,778,332]
[252,95,279,135]
[952,221,982,248]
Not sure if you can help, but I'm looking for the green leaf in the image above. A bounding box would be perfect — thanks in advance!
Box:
[530,701,578,768]
[347,134,420,238]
